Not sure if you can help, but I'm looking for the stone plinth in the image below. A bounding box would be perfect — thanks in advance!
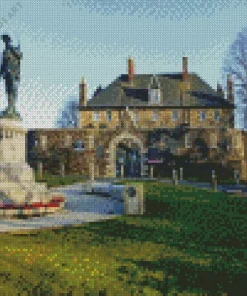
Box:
[0,118,58,205]
[0,118,26,163]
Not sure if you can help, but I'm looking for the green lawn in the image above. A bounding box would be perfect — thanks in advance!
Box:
[0,181,246,295]
[35,172,87,188]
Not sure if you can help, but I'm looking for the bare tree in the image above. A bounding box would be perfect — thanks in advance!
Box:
[223,28,247,130]
[56,97,79,128]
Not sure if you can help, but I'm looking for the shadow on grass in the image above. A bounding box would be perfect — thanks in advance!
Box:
[128,256,247,295]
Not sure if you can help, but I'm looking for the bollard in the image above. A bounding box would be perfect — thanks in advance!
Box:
[60,162,65,177]
[212,176,217,192]
[234,170,240,186]
[150,165,154,178]
[180,167,183,181]
[173,169,178,186]
[124,183,145,215]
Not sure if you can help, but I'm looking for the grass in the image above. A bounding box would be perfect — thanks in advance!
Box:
[35,172,87,188]
[0,181,246,295]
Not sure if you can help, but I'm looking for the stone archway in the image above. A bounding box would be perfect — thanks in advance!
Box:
[107,131,145,178]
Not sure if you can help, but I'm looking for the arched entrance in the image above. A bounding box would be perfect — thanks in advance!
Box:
[116,142,141,177]
[108,132,145,178]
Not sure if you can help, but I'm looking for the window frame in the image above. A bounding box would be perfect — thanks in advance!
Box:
[106,110,112,122]
[200,110,206,121]
[214,110,220,121]
[133,111,138,122]
[93,111,99,122]
[172,110,178,121]
[73,140,85,151]
[152,110,159,122]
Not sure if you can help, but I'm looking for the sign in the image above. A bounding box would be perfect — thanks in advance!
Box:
[147,159,162,164]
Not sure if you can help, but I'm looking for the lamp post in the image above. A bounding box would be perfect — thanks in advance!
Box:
[119,158,124,178]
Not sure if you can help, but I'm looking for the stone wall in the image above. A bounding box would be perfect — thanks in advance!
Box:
[28,112,247,180]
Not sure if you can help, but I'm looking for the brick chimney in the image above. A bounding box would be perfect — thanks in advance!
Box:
[180,56,190,113]
[79,77,87,107]
[182,56,188,82]
[227,74,234,104]
[217,82,224,98]
[128,57,134,84]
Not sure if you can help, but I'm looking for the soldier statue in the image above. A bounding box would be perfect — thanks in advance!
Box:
[0,34,22,119]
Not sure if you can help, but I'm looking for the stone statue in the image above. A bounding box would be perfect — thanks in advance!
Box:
[0,34,22,119]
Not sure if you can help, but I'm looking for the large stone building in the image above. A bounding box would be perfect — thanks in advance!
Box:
[28,57,247,180]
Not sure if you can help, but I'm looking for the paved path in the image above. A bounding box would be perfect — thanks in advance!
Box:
[0,183,121,233]
[0,179,246,233]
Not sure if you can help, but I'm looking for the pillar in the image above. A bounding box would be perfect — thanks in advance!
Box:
[37,161,43,178]
[89,161,94,181]
[121,163,124,178]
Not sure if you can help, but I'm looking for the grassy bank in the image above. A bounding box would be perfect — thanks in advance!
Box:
[35,173,87,188]
[0,181,246,295]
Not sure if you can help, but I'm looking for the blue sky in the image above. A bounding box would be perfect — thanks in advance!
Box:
[0,0,247,128]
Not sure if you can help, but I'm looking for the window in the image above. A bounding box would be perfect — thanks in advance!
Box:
[152,111,158,122]
[96,145,104,158]
[148,89,161,105]
[210,133,217,149]
[5,130,12,138]
[74,140,84,151]
[214,110,220,121]
[200,110,206,121]
[106,110,112,121]
[93,111,99,122]
[154,92,160,103]
[173,110,178,121]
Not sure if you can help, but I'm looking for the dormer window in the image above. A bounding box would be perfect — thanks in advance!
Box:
[148,75,161,105]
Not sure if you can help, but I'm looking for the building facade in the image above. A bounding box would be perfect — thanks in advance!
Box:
[28,57,247,180]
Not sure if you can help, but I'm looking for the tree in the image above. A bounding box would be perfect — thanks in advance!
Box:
[56,97,79,128]
[223,27,247,130]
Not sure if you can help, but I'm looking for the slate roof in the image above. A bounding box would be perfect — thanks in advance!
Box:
[87,73,233,108]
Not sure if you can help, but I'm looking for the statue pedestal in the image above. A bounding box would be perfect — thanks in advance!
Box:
[0,118,56,205]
